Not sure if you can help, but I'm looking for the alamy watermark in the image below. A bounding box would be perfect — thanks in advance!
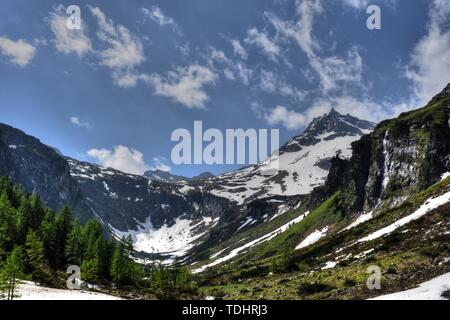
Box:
[367,5,381,30]
[66,5,81,30]
[66,265,81,290]
[171,121,280,174]
[366,265,382,290]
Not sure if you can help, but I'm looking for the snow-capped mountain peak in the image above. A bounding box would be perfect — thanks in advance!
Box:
[206,109,375,204]
[283,109,375,153]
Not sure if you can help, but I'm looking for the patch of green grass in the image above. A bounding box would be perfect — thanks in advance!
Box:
[255,192,343,259]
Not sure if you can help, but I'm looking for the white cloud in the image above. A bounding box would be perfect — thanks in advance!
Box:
[205,47,253,85]
[234,63,253,85]
[258,69,306,101]
[267,1,364,93]
[264,105,307,130]
[110,71,152,88]
[406,0,450,105]
[142,6,182,35]
[155,164,171,172]
[340,0,369,9]
[87,145,148,175]
[308,96,386,122]
[149,65,217,109]
[245,28,281,61]
[312,47,364,92]
[0,37,36,67]
[263,95,386,131]
[90,6,144,70]
[230,39,248,59]
[151,156,172,172]
[208,47,232,65]
[70,116,90,128]
[89,6,145,87]
[266,1,322,58]
[48,6,92,57]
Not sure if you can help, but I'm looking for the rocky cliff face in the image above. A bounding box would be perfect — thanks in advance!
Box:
[0,124,92,222]
[314,83,450,215]
[0,125,238,251]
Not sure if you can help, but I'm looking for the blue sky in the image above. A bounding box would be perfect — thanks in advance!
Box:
[0,0,449,177]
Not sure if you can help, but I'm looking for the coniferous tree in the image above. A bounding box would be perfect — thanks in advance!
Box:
[54,206,73,268]
[0,192,17,257]
[81,257,101,283]
[0,246,25,300]
[25,229,45,277]
[110,242,127,284]
[39,209,57,268]
[0,176,144,289]
[65,220,84,266]
[29,194,45,230]
[82,219,103,259]
[16,197,32,244]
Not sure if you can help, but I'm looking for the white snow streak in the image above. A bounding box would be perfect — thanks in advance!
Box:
[295,226,329,250]
[370,272,450,300]
[358,190,450,243]
[342,211,373,232]
[193,211,310,273]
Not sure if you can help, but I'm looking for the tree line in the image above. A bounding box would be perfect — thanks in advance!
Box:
[0,176,143,299]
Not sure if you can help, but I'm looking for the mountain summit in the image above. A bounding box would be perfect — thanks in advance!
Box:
[283,109,375,153]
[207,109,375,204]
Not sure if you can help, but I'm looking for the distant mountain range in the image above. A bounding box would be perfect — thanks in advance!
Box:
[143,169,214,183]
[0,107,373,259]
[1,83,449,279]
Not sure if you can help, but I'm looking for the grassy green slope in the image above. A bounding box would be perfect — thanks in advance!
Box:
[196,176,450,300]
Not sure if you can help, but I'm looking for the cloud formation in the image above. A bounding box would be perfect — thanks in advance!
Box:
[264,105,307,130]
[245,28,281,61]
[49,6,92,57]
[87,145,148,175]
[70,116,90,128]
[142,6,182,35]
[151,156,172,172]
[340,0,369,9]
[406,0,450,105]
[258,69,306,101]
[267,1,364,93]
[89,6,146,87]
[230,39,248,60]
[149,65,217,109]
[0,37,36,67]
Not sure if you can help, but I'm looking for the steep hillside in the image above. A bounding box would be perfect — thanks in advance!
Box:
[191,84,450,300]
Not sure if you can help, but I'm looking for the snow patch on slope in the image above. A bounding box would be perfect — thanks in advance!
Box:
[193,211,311,273]
[111,216,219,257]
[15,281,122,300]
[342,211,373,232]
[295,226,329,250]
[358,191,450,243]
[441,172,450,181]
[209,134,360,205]
[370,272,450,300]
